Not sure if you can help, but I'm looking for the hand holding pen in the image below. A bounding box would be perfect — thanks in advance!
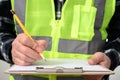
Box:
[10,10,47,66]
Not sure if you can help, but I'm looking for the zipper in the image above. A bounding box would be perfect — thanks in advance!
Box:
[51,20,60,53]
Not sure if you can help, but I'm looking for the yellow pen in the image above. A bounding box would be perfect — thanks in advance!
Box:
[10,9,45,60]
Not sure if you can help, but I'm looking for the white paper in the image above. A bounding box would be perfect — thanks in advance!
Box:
[8,59,110,72]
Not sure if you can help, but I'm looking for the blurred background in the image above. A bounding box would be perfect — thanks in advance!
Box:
[0,60,10,80]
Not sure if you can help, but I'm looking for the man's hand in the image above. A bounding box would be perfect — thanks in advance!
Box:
[83,52,111,80]
[11,33,47,66]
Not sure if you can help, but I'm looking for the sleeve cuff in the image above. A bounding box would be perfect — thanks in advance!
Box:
[104,49,120,70]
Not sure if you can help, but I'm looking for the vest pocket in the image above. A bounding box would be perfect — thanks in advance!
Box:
[76,5,97,41]
[25,0,54,37]
[60,2,97,41]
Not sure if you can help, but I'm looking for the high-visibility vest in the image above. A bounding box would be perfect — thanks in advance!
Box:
[10,0,115,80]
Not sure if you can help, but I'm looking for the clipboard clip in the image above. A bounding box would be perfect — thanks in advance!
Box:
[36,66,83,73]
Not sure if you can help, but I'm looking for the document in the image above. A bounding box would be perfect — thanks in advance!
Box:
[5,59,114,75]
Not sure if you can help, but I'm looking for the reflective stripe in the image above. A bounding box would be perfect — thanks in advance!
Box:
[14,0,26,33]
[32,36,105,54]
[94,0,106,30]
[94,0,106,41]
[58,38,105,54]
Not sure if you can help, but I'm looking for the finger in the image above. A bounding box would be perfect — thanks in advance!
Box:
[13,42,41,60]
[32,40,48,52]
[12,49,36,63]
[37,40,48,48]
[12,49,32,65]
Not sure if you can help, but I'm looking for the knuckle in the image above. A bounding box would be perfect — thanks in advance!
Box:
[22,37,28,43]
[17,34,28,43]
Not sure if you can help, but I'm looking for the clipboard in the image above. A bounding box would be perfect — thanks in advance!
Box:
[5,59,114,75]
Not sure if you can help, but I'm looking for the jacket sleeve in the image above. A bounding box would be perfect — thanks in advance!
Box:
[104,0,120,70]
[0,0,16,64]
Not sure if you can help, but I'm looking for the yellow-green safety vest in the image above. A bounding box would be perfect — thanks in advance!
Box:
[10,0,115,80]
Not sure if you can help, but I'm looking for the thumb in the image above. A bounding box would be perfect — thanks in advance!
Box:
[88,52,105,65]
[32,40,48,52]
